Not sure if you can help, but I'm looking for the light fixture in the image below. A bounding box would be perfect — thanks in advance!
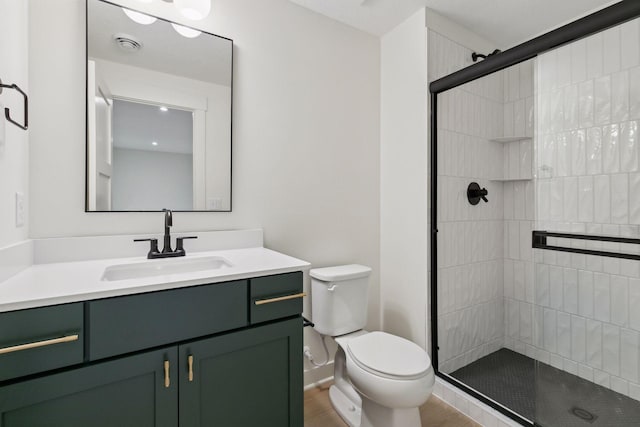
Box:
[173,0,210,20]
[152,141,159,146]
[159,106,169,112]
[122,8,157,25]
[171,23,202,38]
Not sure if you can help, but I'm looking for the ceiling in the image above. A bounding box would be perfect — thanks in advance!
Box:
[290,0,620,47]
[88,0,232,86]
[112,99,193,154]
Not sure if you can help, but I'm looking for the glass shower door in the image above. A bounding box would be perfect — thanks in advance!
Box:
[533,17,640,426]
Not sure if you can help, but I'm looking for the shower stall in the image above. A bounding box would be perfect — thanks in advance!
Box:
[430,2,640,426]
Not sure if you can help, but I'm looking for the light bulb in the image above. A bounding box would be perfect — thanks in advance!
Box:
[171,23,202,38]
[174,0,210,21]
[122,8,157,25]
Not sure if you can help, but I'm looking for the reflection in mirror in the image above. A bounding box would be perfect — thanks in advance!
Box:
[86,0,232,211]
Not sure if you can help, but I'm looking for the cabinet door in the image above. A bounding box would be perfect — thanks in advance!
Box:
[179,317,303,427]
[0,347,178,427]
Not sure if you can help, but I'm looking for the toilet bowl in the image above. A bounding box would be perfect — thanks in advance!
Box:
[310,265,434,427]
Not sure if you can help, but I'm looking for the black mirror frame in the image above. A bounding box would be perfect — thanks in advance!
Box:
[84,0,234,213]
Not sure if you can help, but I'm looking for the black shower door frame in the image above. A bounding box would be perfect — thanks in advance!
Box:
[429,1,640,425]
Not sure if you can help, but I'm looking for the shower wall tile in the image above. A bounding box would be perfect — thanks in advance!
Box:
[631,67,640,119]
[586,33,604,79]
[603,323,620,376]
[621,328,639,383]
[621,20,640,70]
[603,26,621,75]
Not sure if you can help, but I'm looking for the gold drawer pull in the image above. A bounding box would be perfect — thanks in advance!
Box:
[188,355,194,382]
[164,360,170,388]
[0,334,79,356]
[254,292,306,306]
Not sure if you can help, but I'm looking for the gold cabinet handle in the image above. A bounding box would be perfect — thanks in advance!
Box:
[0,334,79,356]
[164,360,170,388]
[188,355,194,382]
[254,292,306,306]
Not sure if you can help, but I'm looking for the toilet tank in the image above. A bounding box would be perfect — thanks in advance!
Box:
[310,264,372,336]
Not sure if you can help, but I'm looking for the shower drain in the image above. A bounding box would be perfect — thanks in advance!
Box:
[570,406,598,423]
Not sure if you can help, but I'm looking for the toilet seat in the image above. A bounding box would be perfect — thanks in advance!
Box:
[346,331,431,380]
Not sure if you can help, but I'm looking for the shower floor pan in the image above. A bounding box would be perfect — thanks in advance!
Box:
[450,348,640,427]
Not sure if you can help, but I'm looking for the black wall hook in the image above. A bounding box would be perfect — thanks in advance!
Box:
[0,78,28,130]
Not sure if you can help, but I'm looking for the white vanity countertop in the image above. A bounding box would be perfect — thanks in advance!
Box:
[0,247,310,313]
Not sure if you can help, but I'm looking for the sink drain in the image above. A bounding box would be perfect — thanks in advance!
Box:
[570,406,597,423]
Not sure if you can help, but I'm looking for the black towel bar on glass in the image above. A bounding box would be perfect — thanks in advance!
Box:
[532,230,640,260]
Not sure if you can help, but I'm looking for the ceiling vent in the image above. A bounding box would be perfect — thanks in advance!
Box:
[113,33,143,52]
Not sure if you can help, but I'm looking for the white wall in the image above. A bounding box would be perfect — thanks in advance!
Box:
[0,0,29,248]
[380,9,429,350]
[28,0,380,385]
[112,148,193,211]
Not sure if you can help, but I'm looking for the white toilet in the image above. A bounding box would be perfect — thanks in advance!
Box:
[310,265,434,427]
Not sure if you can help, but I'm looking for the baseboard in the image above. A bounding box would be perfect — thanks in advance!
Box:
[303,361,334,390]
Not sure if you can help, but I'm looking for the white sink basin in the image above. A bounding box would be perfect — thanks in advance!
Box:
[101,256,232,281]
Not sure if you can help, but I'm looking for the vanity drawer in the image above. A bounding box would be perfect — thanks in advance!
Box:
[89,280,248,360]
[0,303,84,382]
[250,272,304,324]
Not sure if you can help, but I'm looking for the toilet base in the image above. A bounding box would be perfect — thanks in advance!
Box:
[329,384,362,427]
[360,395,421,427]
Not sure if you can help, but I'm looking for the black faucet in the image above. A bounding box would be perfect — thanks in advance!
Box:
[162,209,173,253]
[134,209,198,259]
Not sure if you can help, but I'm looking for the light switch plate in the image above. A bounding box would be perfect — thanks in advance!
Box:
[15,192,25,227]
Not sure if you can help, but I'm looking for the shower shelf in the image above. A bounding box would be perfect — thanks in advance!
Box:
[490,178,533,182]
[489,136,532,143]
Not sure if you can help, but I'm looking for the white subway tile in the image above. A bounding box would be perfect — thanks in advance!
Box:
[563,177,578,222]
[620,121,639,173]
[602,124,620,174]
[603,26,622,75]
[578,270,595,318]
[563,268,579,314]
[514,182,525,220]
[504,102,514,138]
[543,308,557,353]
[556,132,571,177]
[594,76,611,125]
[571,39,587,83]
[571,315,587,363]
[572,129,587,176]
[612,71,630,122]
[557,311,572,358]
[630,174,640,226]
[514,99,525,137]
[520,139,533,179]
[594,272,611,322]
[587,127,603,175]
[578,364,594,382]
[587,319,603,369]
[611,174,629,224]
[620,19,640,70]
[549,266,563,310]
[621,328,640,383]
[631,279,640,331]
[593,175,611,223]
[564,358,578,375]
[536,263,550,307]
[603,323,620,376]
[631,67,640,119]
[586,33,604,79]
[579,80,595,128]
[611,275,629,327]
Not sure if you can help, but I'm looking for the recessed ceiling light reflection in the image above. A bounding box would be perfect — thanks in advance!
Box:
[152,141,159,146]
[122,8,157,25]
[159,106,169,112]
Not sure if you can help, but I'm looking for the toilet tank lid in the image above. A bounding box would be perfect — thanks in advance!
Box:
[310,264,372,282]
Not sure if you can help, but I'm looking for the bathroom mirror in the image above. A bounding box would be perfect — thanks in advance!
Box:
[86,0,232,212]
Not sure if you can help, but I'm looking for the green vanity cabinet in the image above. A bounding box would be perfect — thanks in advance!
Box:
[0,272,304,427]
[179,317,303,427]
[0,347,178,427]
